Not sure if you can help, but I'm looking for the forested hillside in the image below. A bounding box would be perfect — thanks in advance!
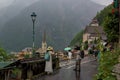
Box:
[96,5,113,25]
[96,5,119,42]
[70,30,83,46]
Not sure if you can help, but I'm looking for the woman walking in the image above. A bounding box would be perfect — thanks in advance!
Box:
[45,46,54,74]
[68,50,72,63]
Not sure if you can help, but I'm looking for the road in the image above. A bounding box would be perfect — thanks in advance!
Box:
[36,56,98,80]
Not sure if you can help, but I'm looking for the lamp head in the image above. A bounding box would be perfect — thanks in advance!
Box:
[31,12,37,21]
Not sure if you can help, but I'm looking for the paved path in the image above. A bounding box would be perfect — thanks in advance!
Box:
[37,56,98,80]
[60,57,96,67]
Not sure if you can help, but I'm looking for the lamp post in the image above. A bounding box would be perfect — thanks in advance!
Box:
[31,12,37,55]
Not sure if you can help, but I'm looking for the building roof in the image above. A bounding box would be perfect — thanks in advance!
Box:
[90,18,99,25]
[84,26,105,34]
[0,61,17,69]
[22,47,32,52]
[19,58,45,64]
[84,18,105,34]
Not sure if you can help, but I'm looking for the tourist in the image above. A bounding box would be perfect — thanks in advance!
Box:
[45,46,54,74]
[68,50,72,63]
[73,46,81,71]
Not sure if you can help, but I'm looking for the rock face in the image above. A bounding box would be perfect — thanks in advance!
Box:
[113,63,120,80]
[0,0,104,51]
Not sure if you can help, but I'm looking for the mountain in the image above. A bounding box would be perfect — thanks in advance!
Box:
[0,0,39,29]
[70,30,84,46]
[0,0,104,51]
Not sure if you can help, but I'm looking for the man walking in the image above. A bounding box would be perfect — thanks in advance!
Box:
[73,46,81,72]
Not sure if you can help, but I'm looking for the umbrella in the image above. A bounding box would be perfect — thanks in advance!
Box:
[64,47,71,51]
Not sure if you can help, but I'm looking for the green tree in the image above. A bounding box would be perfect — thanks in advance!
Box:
[95,49,120,80]
[70,30,83,46]
[96,4,119,43]
[0,47,9,61]
[96,5,113,25]
[84,41,88,50]
[102,13,119,42]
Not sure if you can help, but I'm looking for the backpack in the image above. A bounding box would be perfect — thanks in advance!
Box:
[44,52,50,61]
[80,50,85,58]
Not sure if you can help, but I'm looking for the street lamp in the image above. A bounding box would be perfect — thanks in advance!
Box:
[31,12,37,55]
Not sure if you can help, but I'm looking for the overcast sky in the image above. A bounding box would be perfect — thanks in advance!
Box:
[0,0,113,9]
[91,0,112,5]
[0,0,13,9]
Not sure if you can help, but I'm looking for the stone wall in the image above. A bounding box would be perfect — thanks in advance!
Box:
[113,63,120,80]
[113,56,120,80]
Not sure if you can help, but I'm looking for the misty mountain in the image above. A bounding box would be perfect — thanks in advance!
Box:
[0,0,39,29]
[0,0,104,51]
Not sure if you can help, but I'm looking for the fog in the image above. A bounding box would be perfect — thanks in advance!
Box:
[0,0,39,9]
[0,0,112,9]
[91,0,112,5]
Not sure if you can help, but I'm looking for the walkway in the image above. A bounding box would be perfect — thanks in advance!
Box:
[36,56,98,80]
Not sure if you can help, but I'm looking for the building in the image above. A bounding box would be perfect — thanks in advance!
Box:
[83,18,107,43]
[15,47,32,59]
[16,31,47,59]
[36,30,47,54]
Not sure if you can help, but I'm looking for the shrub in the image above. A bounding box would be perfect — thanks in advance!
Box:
[95,48,120,80]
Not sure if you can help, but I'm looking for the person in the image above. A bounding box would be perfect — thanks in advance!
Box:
[73,46,81,71]
[68,50,72,63]
[80,50,85,59]
[93,48,99,60]
[45,46,54,74]
[88,45,93,55]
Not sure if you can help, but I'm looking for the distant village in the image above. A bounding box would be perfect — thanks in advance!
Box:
[8,18,107,60]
